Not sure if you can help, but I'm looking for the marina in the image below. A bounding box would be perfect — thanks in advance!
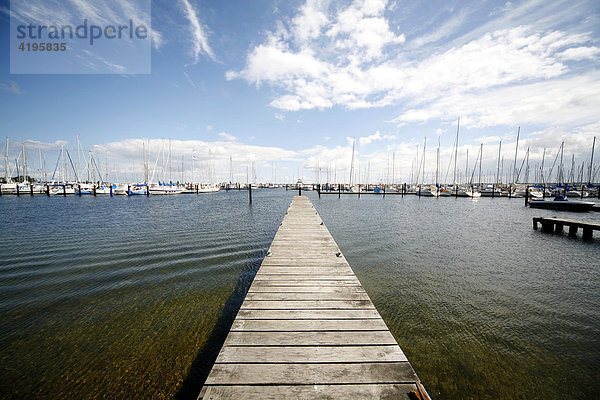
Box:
[1,190,599,399]
[2,0,600,399]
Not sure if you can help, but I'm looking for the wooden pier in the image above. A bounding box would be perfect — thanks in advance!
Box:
[199,196,429,399]
[533,217,600,240]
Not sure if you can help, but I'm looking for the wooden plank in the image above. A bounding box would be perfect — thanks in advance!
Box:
[247,286,366,293]
[235,309,382,319]
[202,384,419,399]
[230,318,389,331]
[200,196,424,398]
[249,280,361,286]
[204,362,418,385]
[257,267,354,274]
[244,292,371,301]
[240,300,375,310]
[223,331,398,346]
[252,275,359,282]
[215,345,407,363]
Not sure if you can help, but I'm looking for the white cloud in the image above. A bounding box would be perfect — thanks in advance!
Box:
[410,8,469,48]
[183,71,197,88]
[274,113,285,121]
[558,46,600,61]
[0,81,22,94]
[358,130,395,146]
[227,0,599,138]
[394,72,600,128]
[179,0,216,63]
[218,132,237,141]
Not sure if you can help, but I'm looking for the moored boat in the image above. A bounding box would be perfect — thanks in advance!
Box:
[528,196,595,212]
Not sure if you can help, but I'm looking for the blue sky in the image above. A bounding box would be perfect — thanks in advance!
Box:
[1,0,599,183]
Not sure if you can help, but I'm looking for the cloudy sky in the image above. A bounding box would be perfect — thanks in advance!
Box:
[0,0,599,183]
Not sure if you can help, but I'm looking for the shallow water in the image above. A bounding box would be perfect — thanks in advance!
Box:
[1,190,599,399]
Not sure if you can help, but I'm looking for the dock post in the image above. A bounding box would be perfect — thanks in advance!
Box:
[127,184,130,195]
[554,222,564,234]
[30,184,33,196]
[63,185,66,196]
[418,185,421,198]
[582,227,593,241]
[78,184,81,196]
[46,185,50,196]
[146,184,149,196]
[383,186,386,198]
[318,184,321,198]
[16,184,19,196]
[338,185,341,199]
[196,184,199,194]
[533,218,538,230]
[541,221,553,233]
[358,184,361,198]
[93,185,97,196]
[525,186,529,206]
[249,184,252,204]
[110,185,113,196]
[509,184,512,199]
[543,185,546,199]
[402,183,406,197]
[581,185,584,199]
[568,225,578,237]
[455,185,458,198]
[0,184,2,196]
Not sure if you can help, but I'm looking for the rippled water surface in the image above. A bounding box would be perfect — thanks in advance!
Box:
[1,190,599,399]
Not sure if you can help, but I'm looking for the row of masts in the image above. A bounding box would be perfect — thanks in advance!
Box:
[3,131,599,186]
[341,119,598,188]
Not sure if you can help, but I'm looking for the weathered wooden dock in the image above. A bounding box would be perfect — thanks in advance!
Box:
[199,196,428,399]
[533,217,600,241]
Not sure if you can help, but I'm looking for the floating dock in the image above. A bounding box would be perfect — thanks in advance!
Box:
[533,217,600,240]
[199,196,429,399]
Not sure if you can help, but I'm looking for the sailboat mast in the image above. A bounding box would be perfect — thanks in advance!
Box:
[22,143,26,183]
[436,137,440,187]
[525,148,530,184]
[349,137,356,187]
[143,141,148,184]
[76,134,81,182]
[496,141,502,186]
[541,148,546,185]
[478,143,483,188]
[453,117,459,185]
[559,142,564,186]
[589,136,596,185]
[392,153,395,184]
[422,137,426,185]
[513,127,520,184]
[4,137,9,183]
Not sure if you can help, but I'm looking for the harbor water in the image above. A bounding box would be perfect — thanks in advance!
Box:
[0,190,599,399]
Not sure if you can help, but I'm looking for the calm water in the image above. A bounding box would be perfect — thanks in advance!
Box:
[1,190,599,399]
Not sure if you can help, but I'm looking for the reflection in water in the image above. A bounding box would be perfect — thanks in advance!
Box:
[0,191,599,399]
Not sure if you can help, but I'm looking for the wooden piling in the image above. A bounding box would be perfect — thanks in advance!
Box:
[533,217,599,241]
